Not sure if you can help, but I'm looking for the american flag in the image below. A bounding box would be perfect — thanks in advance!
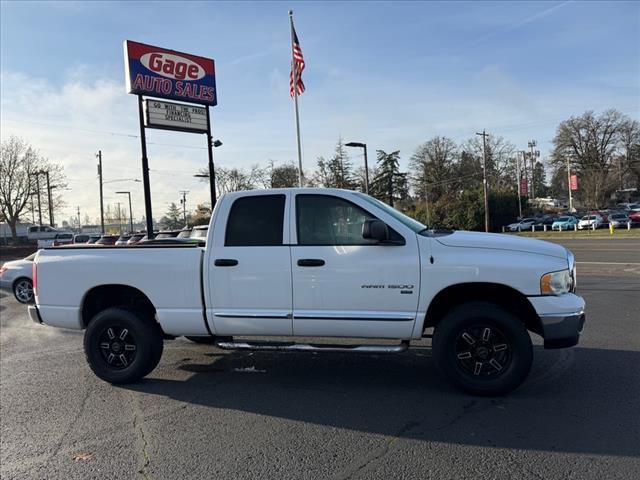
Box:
[289,25,305,97]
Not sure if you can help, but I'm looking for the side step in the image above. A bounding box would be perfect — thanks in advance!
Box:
[216,340,410,354]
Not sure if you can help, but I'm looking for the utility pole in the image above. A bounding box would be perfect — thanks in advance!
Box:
[29,172,43,226]
[40,170,56,227]
[476,130,490,232]
[528,140,539,199]
[179,190,189,226]
[96,150,105,234]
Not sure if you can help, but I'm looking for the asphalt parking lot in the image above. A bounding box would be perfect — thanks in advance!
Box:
[1,239,639,480]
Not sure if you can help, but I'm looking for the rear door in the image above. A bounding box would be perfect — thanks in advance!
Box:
[290,192,420,339]
[206,192,293,336]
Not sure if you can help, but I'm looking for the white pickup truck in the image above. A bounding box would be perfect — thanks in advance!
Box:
[29,188,585,395]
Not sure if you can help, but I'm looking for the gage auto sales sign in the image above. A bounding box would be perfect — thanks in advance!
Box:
[124,40,217,106]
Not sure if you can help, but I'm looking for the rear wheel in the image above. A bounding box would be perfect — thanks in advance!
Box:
[13,278,34,304]
[433,302,533,396]
[84,308,163,384]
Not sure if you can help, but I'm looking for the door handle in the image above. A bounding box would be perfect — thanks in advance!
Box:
[214,258,238,267]
[297,259,325,267]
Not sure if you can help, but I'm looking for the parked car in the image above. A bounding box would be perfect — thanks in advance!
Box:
[27,225,59,241]
[87,234,102,244]
[190,225,208,239]
[628,211,640,224]
[96,235,119,246]
[607,213,629,228]
[551,216,578,231]
[155,230,181,239]
[507,218,537,232]
[73,234,91,244]
[126,233,146,245]
[0,253,36,303]
[115,235,132,246]
[577,214,603,230]
[30,188,585,395]
[177,228,192,239]
[53,233,74,246]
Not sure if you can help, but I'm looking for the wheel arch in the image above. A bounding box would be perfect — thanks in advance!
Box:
[423,282,542,336]
[81,284,157,329]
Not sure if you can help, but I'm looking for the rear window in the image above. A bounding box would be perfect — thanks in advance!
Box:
[225,195,285,246]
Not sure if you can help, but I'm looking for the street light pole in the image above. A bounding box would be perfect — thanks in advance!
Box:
[194,139,222,211]
[116,191,134,233]
[476,130,490,232]
[345,142,369,194]
[96,150,104,234]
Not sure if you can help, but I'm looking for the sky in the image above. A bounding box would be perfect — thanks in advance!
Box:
[1,0,639,225]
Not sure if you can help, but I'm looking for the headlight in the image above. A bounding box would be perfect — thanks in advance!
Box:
[540,269,573,295]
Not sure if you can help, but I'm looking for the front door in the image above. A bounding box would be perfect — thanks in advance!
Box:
[207,192,293,336]
[291,193,420,339]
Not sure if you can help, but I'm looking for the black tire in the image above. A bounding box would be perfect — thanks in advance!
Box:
[432,302,533,396]
[84,307,163,384]
[13,277,34,304]
[185,335,217,344]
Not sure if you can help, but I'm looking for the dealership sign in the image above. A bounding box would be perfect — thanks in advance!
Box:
[145,99,207,133]
[124,40,217,106]
[519,177,528,197]
[570,174,579,191]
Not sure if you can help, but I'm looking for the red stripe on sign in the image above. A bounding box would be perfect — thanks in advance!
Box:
[125,40,215,75]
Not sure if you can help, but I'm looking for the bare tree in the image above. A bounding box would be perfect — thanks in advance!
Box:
[196,165,266,195]
[409,136,458,200]
[267,160,300,188]
[0,136,43,240]
[551,110,627,208]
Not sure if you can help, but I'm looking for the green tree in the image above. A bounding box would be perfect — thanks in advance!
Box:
[161,202,183,230]
[269,161,300,188]
[312,138,357,189]
[370,150,408,207]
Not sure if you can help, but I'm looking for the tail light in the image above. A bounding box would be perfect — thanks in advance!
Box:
[53,241,60,246]
[32,262,38,296]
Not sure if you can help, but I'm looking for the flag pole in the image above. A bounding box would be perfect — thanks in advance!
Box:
[289,10,304,187]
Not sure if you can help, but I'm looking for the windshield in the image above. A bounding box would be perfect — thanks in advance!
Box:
[191,227,208,239]
[353,192,427,233]
[557,217,571,221]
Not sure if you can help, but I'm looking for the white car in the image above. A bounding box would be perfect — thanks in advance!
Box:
[30,188,585,396]
[0,253,36,303]
[577,214,603,230]
[507,218,537,232]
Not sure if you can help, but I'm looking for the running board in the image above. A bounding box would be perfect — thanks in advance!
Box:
[215,340,410,354]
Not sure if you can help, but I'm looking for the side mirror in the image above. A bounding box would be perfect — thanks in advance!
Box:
[362,219,389,242]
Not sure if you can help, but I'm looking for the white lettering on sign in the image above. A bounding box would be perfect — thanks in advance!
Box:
[140,52,205,81]
[144,99,208,133]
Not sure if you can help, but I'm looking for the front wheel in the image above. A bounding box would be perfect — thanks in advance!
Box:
[433,302,533,396]
[84,307,163,384]
[13,278,34,304]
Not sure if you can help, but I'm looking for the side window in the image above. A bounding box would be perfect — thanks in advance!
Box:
[29,227,37,233]
[296,195,380,246]
[225,195,285,246]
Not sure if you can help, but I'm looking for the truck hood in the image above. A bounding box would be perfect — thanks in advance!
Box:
[435,231,568,259]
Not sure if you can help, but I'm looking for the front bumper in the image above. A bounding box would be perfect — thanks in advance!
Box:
[28,305,43,325]
[528,293,586,349]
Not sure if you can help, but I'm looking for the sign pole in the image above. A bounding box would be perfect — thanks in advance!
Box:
[137,95,154,238]
[205,107,217,209]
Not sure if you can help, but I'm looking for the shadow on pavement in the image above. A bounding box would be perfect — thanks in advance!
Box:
[123,345,640,458]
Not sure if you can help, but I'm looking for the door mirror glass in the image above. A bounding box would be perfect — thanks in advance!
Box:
[362,219,389,242]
